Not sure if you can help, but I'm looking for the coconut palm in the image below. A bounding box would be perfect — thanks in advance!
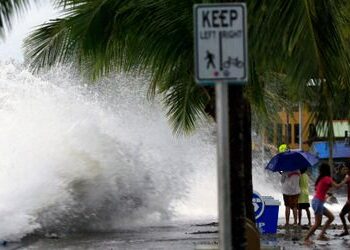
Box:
[249,0,350,171]
[24,0,350,248]
[25,0,350,133]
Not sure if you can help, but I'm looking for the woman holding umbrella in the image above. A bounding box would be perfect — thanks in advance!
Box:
[266,145,319,226]
[304,163,349,244]
[278,144,300,226]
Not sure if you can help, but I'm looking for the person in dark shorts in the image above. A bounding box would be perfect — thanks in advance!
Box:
[337,165,350,237]
[278,144,300,226]
[298,168,311,226]
[281,170,300,226]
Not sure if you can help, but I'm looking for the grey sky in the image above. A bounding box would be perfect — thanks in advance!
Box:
[0,1,58,62]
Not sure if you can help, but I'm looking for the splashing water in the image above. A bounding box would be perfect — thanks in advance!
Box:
[0,62,218,240]
[0,61,291,242]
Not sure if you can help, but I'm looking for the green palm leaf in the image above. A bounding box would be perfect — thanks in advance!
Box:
[248,0,350,138]
[25,0,211,133]
[24,0,350,134]
[0,0,32,37]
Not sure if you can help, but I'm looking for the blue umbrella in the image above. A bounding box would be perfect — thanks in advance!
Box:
[265,150,319,172]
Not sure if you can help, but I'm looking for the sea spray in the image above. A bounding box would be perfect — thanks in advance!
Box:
[0,62,217,240]
[0,61,287,241]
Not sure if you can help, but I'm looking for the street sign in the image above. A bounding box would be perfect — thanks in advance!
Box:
[194,3,248,84]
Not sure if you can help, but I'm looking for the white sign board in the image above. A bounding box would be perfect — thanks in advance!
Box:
[194,3,248,84]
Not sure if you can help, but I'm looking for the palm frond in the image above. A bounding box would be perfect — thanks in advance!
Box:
[248,0,350,140]
[24,17,78,70]
[163,79,209,135]
[24,0,350,134]
[25,0,210,133]
[0,0,32,37]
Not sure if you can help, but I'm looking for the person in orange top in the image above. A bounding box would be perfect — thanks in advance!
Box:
[304,163,348,245]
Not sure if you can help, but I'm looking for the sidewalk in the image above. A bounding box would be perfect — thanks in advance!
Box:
[262,224,350,249]
[195,224,350,249]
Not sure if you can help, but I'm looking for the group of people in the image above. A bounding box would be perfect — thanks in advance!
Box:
[281,168,309,226]
[279,145,350,245]
[281,163,350,244]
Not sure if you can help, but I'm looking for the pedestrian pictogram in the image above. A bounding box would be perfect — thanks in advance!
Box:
[194,3,248,84]
[205,50,216,69]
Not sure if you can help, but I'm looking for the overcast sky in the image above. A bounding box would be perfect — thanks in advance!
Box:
[0,0,58,62]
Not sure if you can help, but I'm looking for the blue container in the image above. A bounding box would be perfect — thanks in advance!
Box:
[255,196,280,234]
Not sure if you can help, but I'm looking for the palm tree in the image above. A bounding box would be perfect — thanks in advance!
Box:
[249,1,350,175]
[24,0,350,248]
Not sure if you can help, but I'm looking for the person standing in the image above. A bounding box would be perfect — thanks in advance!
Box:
[337,164,350,237]
[277,143,300,226]
[281,170,301,226]
[304,163,348,244]
[298,168,311,226]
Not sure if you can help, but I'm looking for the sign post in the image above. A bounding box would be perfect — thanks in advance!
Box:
[194,3,248,84]
[194,3,249,250]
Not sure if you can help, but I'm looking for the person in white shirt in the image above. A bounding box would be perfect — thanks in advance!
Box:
[281,170,301,226]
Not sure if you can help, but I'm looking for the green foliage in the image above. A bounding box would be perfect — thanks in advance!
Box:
[248,0,350,136]
[0,0,32,37]
[24,0,350,134]
[25,0,210,134]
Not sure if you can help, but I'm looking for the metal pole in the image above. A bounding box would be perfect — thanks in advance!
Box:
[216,83,232,250]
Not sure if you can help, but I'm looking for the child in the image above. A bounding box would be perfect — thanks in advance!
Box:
[298,168,311,226]
[304,163,348,244]
[337,164,350,237]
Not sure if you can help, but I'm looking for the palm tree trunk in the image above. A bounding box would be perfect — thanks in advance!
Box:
[243,98,254,222]
[227,85,247,249]
[213,85,254,249]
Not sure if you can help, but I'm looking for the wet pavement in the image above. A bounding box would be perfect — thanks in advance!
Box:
[262,224,350,249]
[4,222,218,250]
[2,222,350,249]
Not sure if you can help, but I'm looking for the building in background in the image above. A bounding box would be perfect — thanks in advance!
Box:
[264,106,312,151]
[264,107,350,153]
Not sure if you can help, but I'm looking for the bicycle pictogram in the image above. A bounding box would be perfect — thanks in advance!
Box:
[222,56,244,69]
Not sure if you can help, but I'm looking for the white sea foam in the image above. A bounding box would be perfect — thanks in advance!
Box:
[0,61,311,241]
[0,62,217,240]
